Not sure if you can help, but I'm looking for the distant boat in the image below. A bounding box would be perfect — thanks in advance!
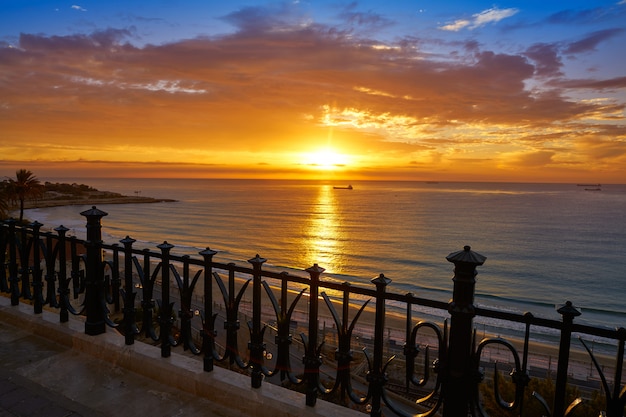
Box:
[577,183,602,191]
[333,185,353,190]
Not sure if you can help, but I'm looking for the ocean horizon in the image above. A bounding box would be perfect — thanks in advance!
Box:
[23,178,626,349]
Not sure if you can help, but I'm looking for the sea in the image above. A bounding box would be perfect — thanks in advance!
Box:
[24,179,626,350]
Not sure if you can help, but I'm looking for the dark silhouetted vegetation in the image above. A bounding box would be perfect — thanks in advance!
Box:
[4,169,44,222]
[480,371,607,417]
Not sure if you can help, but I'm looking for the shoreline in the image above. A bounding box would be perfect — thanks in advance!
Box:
[5,180,179,212]
[23,196,177,210]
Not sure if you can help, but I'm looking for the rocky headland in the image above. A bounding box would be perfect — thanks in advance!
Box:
[23,181,177,209]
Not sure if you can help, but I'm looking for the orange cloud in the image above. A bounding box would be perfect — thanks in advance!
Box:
[1,17,625,183]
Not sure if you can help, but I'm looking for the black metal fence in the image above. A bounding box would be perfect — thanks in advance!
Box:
[1,207,624,417]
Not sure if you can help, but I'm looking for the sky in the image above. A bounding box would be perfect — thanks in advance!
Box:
[1,1,625,183]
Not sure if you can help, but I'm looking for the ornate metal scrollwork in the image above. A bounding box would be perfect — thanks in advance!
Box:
[132,255,160,341]
[70,239,86,303]
[100,258,118,328]
[169,258,202,354]
[155,241,177,357]
[53,226,75,322]
[404,320,446,417]
[472,337,529,416]
[17,225,33,300]
[43,233,59,309]
[377,319,446,417]
[531,392,582,417]
[322,288,370,404]
[580,331,626,417]
[212,268,250,368]
[262,277,305,384]
[155,297,177,349]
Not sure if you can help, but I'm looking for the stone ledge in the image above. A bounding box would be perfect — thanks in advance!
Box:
[0,298,363,417]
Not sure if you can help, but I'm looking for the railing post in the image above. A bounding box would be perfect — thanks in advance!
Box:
[178,255,197,353]
[222,265,246,367]
[80,206,108,336]
[248,254,268,388]
[44,233,59,308]
[199,247,218,372]
[6,219,19,305]
[69,236,83,298]
[19,225,32,300]
[304,263,324,407]
[157,241,175,358]
[369,273,392,417]
[553,301,581,417]
[443,245,486,417]
[140,248,156,340]
[30,221,44,314]
[120,236,137,345]
[55,225,70,322]
[110,244,121,312]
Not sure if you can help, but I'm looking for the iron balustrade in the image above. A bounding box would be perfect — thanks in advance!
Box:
[1,208,625,417]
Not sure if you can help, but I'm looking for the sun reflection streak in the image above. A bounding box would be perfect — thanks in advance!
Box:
[302,185,345,274]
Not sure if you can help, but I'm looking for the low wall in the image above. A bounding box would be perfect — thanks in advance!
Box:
[0,296,363,417]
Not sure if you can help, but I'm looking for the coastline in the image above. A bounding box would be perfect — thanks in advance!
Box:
[23,196,177,209]
[3,180,178,212]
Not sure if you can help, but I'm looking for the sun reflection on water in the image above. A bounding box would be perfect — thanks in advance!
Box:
[301,184,345,274]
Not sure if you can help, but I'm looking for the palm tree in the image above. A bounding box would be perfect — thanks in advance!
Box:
[6,169,44,222]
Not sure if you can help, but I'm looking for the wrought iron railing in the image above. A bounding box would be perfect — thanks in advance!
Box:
[1,207,624,417]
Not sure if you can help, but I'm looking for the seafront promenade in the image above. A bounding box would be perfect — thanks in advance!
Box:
[2,211,625,417]
[0,295,360,417]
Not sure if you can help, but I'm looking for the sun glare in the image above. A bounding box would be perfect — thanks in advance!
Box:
[303,148,350,170]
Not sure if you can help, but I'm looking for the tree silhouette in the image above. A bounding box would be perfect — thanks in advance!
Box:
[6,169,44,222]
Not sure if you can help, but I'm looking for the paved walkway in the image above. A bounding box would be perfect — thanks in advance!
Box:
[0,297,360,417]
[0,319,240,417]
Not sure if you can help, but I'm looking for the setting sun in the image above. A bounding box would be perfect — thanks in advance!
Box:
[302,148,351,170]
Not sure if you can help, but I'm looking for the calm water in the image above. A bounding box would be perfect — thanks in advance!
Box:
[25,179,626,343]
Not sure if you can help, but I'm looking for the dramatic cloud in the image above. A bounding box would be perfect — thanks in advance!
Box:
[0,3,625,182]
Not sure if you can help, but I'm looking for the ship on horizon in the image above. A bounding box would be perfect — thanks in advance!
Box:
[577,183,601,191]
